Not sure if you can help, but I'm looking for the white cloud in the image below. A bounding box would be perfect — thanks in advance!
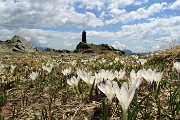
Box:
[0,0,104,28]
[108,0,135,9]
[64,41,73,47]
[151,44,161,52]
[134,0,149,5]
[170,0,180,10]
[112,41,126,50]
[110,9,126,16]
[78,0,104,11]
[106,2,168,24]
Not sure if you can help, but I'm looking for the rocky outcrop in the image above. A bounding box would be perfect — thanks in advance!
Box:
[0,35,35,52]
[74,42,124,54]
[76,42,90,51]
[100,44,116,51]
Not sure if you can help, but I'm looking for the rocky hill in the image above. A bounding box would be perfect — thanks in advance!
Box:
[0,35,35,52]
[74,42,124,54]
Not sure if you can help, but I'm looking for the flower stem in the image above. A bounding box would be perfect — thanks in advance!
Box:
[123,109,127,120]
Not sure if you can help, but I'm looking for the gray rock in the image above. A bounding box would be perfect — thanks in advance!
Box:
[0,35,35,52]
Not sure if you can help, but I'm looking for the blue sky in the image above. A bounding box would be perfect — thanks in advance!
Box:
[0,0,180,53]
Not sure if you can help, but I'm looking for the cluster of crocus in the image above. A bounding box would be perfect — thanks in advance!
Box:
[63,57,164,120]
[141,69,163,86]
[95,70,137,120]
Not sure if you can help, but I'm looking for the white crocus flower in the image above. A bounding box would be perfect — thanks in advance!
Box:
[109,62,113,66]
[114,69,126,80]
[120,60,124,64]
[29,71,39,81]
[141,69,156,83]
[139,59,147,65]
[62,67,72,76]
[113,81,136,120]
[70,60,76,66]
[98,80,114,103]
[90,75,102,85]
[10,65,16,74]
[46,66,53,73]
[98,69,115,80]
[134,55,139,60]
[173,62,180,73]
[101,58,106,63]
[141,69,163,86]
[42,63,53,73]
[130,69,143,88]
[67,76,80,87]
[77,69,92,84]
[153,72,163,86]
[0,63,6,72]
[114,57,119,63]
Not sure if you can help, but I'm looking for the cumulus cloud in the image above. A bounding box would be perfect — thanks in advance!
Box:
[78,0,104,11]
[169,0,180,10]
[112,41,126,50]
[108,0,135,9]
[0,0,104,28]
[105,2,168,24]
[0,0,172,28]
[134,0,149,5]
[64,41,73,47]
